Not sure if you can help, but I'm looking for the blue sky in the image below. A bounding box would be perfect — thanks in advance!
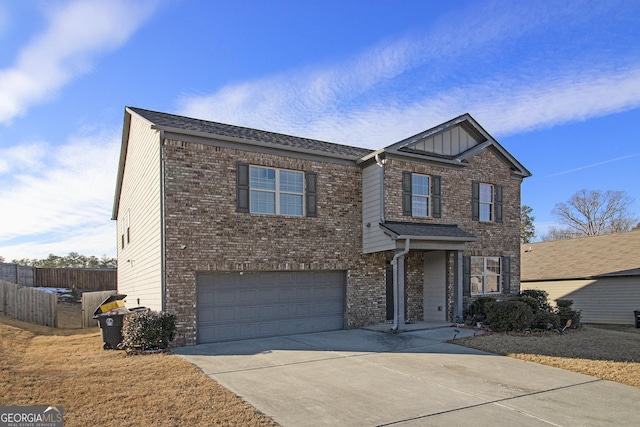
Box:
[1,0,639,261]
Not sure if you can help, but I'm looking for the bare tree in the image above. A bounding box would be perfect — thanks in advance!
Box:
[552,189,637,237]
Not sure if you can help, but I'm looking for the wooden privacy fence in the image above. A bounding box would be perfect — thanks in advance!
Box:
[0,263,116,291]
[35,268,117,291]
[0,280,57,327]
[81,290,117,328]
[0,263,35,286]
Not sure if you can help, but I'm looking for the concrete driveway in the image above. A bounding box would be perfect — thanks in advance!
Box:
[176,325,640,426]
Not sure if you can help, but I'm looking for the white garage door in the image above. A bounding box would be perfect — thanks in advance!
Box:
[196,270,346,343]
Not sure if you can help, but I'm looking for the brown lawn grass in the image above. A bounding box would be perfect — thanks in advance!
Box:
[0,305,279,427]
[454,325,640,387]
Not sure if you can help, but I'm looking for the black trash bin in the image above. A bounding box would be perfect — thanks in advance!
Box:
[634,310,640,329]
[93,294,128,350]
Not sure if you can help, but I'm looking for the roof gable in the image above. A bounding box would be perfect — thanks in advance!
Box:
[371,113,531,177]
[521,230,640,281]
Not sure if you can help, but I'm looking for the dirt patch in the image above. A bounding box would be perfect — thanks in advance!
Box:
[0,313,279,426]
[454,325,640,387]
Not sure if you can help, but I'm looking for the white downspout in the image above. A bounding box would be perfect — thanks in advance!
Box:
[374,153,385,223]
[391,238,410,331]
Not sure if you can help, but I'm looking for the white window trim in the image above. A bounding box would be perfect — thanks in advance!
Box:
[479,183,494,222]
[249,166,305,216]
[411,173,430,218]
[470,256,502,295]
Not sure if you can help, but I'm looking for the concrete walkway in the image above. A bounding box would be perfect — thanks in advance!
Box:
[176,325,640,426]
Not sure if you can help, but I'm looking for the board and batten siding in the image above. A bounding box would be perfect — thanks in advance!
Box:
[362,163,394,254]
[405,124,481,156]
[522,276,640,325]
[116,113,163,310]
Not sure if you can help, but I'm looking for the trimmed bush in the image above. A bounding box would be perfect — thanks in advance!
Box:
[519,289,552,312]
[467,297,496,319]
[485,300,533,332]
[530,310,560,330]
[556,299,581,328]
[518,295,541,313]
[121,310,175,352]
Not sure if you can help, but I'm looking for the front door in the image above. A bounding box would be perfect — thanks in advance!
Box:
[423,251,447,321]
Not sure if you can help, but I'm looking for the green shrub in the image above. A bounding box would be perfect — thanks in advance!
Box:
[530,310,560,330]
[467,297,496,319]
[519,289,552,312]
[121,310,175,352]
[518,295,541,313]
[555,299,581,328]
[485,300,533,332]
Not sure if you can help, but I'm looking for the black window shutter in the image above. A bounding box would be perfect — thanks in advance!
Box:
[502,256,511,294]
[402,171,412,216]
[236,162,250,213]
[495,185,503,223]
[471,181,480,221]
[431,175,441,218]
[306,171,318,217]
[463,255,471,297]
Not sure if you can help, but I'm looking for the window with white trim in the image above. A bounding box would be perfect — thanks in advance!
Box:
[470,256,501,295]
[479,183,493,221]
[411,174,430,217]
[249,166,304,216]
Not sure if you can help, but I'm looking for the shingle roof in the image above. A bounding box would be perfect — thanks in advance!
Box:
[380,221,477,240]
[521,230,640,281]
[128,107,373,160]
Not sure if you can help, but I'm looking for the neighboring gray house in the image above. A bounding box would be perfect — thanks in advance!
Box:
[521,230,640,325]
[112,107,531,345]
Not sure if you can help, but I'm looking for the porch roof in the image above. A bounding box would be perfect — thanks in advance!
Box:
[379,221,477,242]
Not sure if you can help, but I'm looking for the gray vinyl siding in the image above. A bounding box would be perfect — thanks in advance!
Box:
[362,164,394,254]
[522,277,640,325]
[116,114,163,310]
[404,125,480,156]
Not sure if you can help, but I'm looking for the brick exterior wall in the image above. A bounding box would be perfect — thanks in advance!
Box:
[384,149,523,312]
[162,140,391,345]
[160,139,522,345]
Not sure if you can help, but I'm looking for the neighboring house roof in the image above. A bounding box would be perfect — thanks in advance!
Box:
[127,107,374,160]
[359,113,532,178]
[521,230,640,281]
[380,221,477,241]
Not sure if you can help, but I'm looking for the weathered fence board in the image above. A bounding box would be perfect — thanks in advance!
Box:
[0,280,57,327]
[0,263,35,286]
[35,268,117,291]
[81,290,118,328]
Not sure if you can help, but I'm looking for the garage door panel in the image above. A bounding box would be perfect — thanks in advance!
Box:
[197,271,346,343]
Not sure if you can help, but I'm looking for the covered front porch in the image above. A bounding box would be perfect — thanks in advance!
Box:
[379,221,477,331]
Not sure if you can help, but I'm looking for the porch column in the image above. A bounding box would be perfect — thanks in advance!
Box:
[395,254,406,330]
[454,250,463,320]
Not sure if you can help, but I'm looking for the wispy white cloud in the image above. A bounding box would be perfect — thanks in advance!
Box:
[0,129,120,260]
[535,152,640,180]
[0,0,158,124]
[178,1,640,148]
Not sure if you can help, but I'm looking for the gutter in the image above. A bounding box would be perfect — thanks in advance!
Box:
[391,238,410,331]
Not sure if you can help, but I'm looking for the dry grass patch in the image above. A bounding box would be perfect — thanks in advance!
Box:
[454,325,640,387]
[0,312,278,427]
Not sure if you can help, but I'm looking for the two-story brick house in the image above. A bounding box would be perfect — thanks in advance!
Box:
[112,107,531,346]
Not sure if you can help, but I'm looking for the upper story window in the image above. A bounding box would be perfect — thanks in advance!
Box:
[470,256,501,295]
[479,183,493,221]
[411,174,430,217]
[472,181,503,223]
[250,166,304,216]
[237,162,317,217]
[402,172,441,218]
